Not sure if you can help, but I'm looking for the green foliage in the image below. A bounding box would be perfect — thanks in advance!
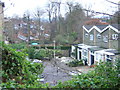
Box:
[8,43,26,50]
[33,45,71,50]
[67,60,83,67]
[55,35,69,44]
[26,47,35,59]
[55,33,78,44]
[1,43,47,88]
[54,60,120,88]
[26,47,62,60]
[34,49,52,60]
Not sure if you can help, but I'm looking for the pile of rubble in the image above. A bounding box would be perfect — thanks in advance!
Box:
[56,57,74,64]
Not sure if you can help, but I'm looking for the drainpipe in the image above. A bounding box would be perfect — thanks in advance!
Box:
[83,27,84,44]
[53,40,56,59]
[108,27,111,48]
[94,28,96,46]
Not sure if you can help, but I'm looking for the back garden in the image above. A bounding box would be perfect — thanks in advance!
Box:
[0,42,120,88]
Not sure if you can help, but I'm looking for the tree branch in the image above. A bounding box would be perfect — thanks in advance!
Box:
[83,8,116,17]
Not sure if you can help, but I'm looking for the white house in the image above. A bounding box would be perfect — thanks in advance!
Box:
[71,24,120,66]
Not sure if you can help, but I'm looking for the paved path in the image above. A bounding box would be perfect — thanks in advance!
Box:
[41,57,94,86]
[42,61,72,86]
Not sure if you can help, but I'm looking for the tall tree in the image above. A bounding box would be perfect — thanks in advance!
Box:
[46,1,59,41]
[33,8,45,47]
[65,3,87,43]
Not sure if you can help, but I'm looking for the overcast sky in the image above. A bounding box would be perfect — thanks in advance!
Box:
[1,0,120,18]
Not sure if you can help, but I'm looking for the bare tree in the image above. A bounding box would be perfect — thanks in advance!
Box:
[46,1,59,41]
[33,8,45,48]
[23,12,31,47]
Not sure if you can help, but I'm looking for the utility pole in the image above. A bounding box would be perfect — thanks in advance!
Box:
[37,10,41,49]
[53,40,56,59]
[27,15,30,48]
[23,13,30,48]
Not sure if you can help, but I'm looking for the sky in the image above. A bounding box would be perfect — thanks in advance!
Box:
[1,0,120,18]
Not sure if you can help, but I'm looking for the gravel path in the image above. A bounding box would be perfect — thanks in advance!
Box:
[42,60,72,86]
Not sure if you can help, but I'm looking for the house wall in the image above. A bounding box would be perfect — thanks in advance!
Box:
[83,30,90,45]
[101,29,109,48]
[95,30,102,46]
[0,2,4,41]
[82,25,119,66]
[71,45,76,59]
[83,26,119,50]
[109,28,118,50]
[88,29,94,46]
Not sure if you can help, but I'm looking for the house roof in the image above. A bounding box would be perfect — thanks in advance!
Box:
[111,24,120,31]
[84,18,109,25]
[95,49,120,55]
[84,25,93,30]
[88,47,104,52]
[83,24,120,33]
[105,49,120,55]
[22,29,28,34]
[96,25,108,30]
[77,44,97,49]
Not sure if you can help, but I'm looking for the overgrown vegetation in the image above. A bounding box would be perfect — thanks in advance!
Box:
[25,47,62,60]
[1,42,120,88]
[54,60,120,88]
[8,43,26,50]
[67,60,83,67]
[8,43,68,60]
[0,43,49,88]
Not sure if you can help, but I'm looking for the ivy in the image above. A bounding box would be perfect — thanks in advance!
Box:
[1,43,47,88]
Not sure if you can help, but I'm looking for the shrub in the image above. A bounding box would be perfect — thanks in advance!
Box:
[8,43,26,50]
[67,60,83,67]
[1,43,46,88]
[54,60,120,88]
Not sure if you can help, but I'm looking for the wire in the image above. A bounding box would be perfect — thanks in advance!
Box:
[106,0,120,6]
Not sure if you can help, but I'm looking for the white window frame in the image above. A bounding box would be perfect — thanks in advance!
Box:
[97,34,101,39]
[85,33,88,38]
[90,34,94,41]
[103,35,108,42]
[112,34,118,40]
[82,49,88,61]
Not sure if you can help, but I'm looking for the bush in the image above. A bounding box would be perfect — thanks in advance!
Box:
[1,43,46,88]
[25,46,63,60]
[32,45,71,50]
[67,60,83,67]
[53,60,120,88]
[8,43,26,50]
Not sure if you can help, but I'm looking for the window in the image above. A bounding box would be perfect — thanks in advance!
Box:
[82,50,88,61]
[96,53,102,61]
[103,35,108,42]
[97,34,101,39]
[112,34,118,40]
[106,55,113,62]
[85,33,88,38]
[14,24,18,30]
[30,25,34,28]
[90,34,94,41]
